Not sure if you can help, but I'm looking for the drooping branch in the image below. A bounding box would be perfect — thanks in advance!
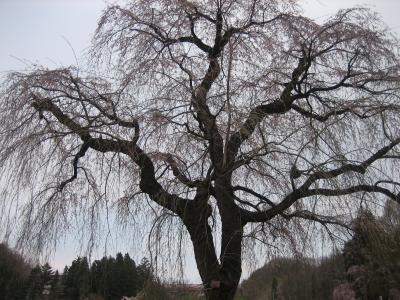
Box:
[100,5,213,54]
[31,97,188,216]
[241,137,400,223]
[58,141,90,192]
[240,182,400,224]
[67,75,141,141]
[291,105,352,122]
[224,11,400,170]
[302,137,400,187]
[226,53,312,166]
[291,103,400,122]
[233,185,275,207]
[229,13,286,35]
[306,185,400,203]
[282,210,351,230]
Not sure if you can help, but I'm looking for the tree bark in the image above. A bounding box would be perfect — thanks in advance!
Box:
[183,178,243,300]
[213,176,243,300]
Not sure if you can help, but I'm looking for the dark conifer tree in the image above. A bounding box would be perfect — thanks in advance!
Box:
[136,257,152,291]
[26,265,44,300]
[90,258,104,296]
[123,253,138,296]
[41,263,55,287]
[63,258,84,300]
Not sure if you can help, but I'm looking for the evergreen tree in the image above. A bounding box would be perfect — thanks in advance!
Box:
[90,259,104,296]
[63,257,88,300]
[26,265,44,300]
[105,256,117,300]
[50,270,64,300]
[112,253,125,298]
[136,257,152,291]
[123,253,138,296]
[89,256,114,300]
[61,253,148,300]
[79,257,91,297]
[41,263,55,291]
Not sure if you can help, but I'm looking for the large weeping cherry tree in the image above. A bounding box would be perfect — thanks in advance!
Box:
[1,0,400,299]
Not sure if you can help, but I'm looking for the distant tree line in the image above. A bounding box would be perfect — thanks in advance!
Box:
[237,203,400,300]
[0,247,153,300]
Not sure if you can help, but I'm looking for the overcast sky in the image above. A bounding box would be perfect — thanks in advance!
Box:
[0,0,399,282]
[0,0,399,73]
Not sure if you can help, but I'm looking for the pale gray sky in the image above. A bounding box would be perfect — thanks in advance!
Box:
[0,0,399,282]
[0,0,105,72]
[0,0,399,73]
[301,0,400,29]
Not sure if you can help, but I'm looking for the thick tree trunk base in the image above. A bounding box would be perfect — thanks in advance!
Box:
[206,289,236,300]
[204,281,238,300]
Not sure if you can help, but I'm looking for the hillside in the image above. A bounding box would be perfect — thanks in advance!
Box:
[236,254,345,300]
[0,243,32,300]
[236,208,400,300]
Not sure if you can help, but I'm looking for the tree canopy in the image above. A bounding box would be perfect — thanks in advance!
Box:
[1,0,399,299]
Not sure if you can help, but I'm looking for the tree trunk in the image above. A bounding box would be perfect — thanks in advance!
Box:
[205,283,239,300]
[212,177,243,300]
[182,178,243,300]
[182,196,242,300]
